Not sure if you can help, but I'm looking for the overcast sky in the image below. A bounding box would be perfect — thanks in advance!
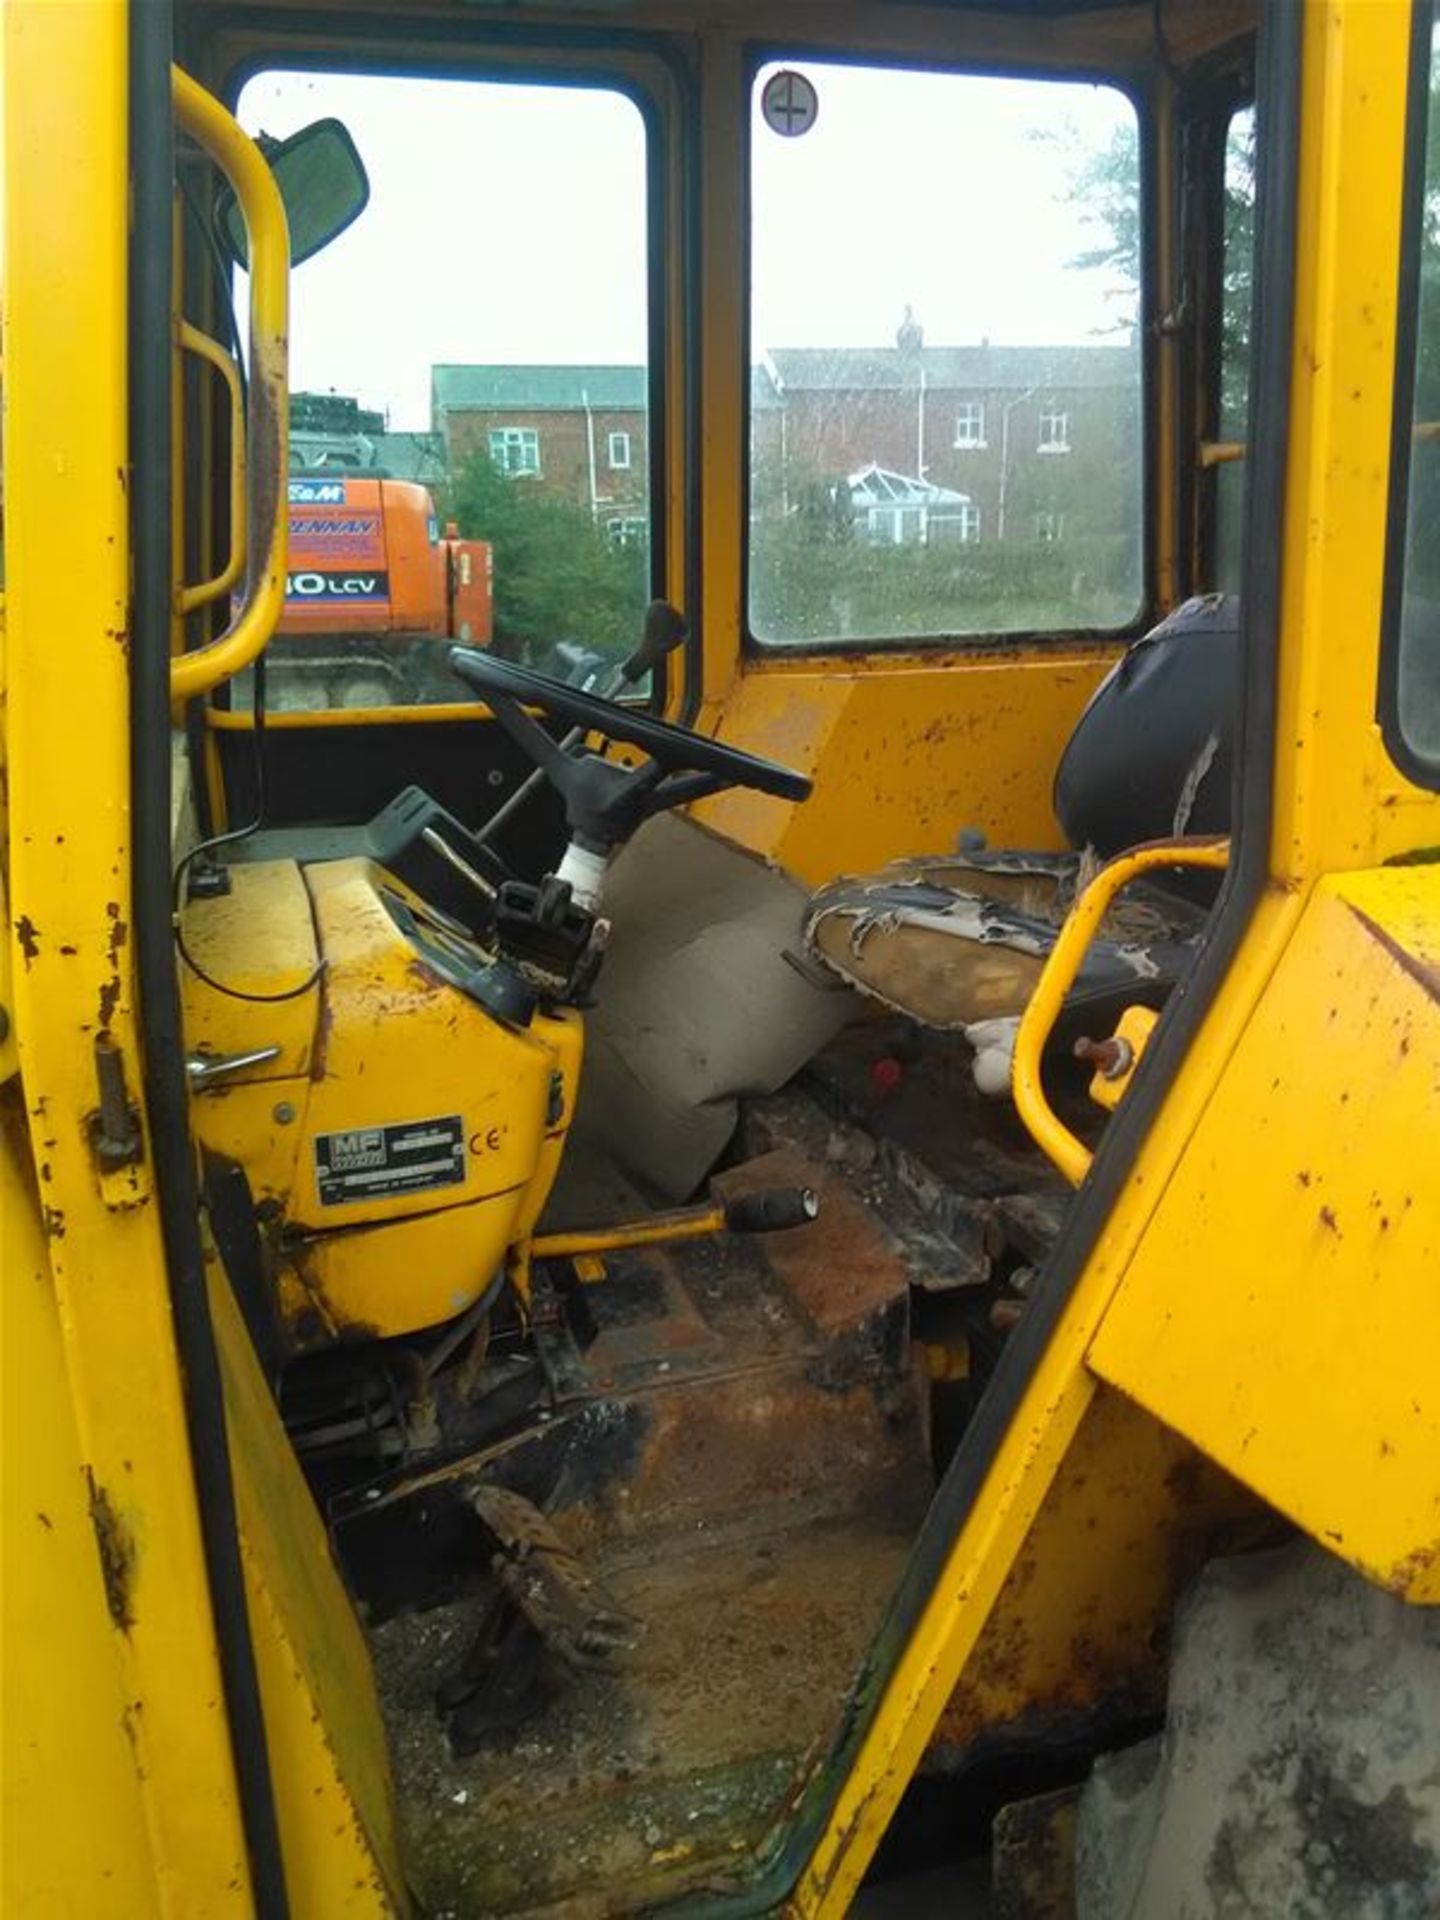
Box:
[238,62,1136,431]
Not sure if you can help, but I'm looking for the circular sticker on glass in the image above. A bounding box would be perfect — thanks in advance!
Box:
[761,69,819,140]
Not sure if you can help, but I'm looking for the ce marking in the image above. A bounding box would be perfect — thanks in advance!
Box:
[470,1126,504,1156]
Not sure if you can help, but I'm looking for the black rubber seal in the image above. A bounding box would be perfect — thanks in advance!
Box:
[129,12,291,1916]
[1376,0,1439,791]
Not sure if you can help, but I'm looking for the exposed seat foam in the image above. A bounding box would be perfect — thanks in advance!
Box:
[805,849,1209,1035]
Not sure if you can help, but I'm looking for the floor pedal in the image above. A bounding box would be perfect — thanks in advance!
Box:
[437,1484,643,1756]
[473,1483,643,1669]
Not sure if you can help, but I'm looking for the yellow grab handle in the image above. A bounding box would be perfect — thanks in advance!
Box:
[170,67,288,701]
[1011,837,1231,1187]
[1204,424,1438,465]
[177,321,247,613]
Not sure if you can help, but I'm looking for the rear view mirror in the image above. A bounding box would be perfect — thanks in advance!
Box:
[219,117,369,268]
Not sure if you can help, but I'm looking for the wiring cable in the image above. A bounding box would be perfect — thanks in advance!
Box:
[172,653,327,1004]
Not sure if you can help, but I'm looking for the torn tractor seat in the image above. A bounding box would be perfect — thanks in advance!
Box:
[805,850,1210,1090]
[804,595,1240,1092]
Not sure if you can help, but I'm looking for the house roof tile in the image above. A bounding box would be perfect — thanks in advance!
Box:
[430,345,1130,420]
[768,343,1136,393]
[432,364,648,413]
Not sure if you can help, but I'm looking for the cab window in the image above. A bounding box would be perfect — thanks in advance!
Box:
[234,70,653,711]
[746,60,1144,647]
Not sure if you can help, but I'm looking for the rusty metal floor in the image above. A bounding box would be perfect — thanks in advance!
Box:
[373,1516,916,1917]
[366,1147,934,1918]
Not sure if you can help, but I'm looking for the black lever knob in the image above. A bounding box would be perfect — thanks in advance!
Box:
[723,1187,821,1234]
[619,599,688,684]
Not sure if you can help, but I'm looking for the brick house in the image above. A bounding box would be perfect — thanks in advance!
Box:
[755,343,1141,547]
[431,344,1139,550]
[431,364,648,541]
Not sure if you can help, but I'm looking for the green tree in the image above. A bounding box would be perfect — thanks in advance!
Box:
[445,452,649,670]
[1218,110,1256,435]
[1063,110,1255,427]
[794,476,854,546]
[1066,119,1142,332]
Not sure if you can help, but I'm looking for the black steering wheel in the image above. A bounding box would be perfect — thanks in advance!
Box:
[449,647,812,849]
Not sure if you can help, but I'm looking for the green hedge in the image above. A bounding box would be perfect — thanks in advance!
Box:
[749,527,1141,645]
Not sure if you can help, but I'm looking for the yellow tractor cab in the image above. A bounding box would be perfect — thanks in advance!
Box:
[3,1,1439,1915]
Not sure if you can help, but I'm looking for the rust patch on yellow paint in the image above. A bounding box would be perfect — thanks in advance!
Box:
[105,901,128,968]
[1381,1536,1440,1600]
[86,1473,136,1631]
[929,1390,1268,1764]
[310,990,336,1083]
[14,915,40,966]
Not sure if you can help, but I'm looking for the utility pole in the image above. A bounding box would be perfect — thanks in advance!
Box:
[582,387,599,521]
[997,385,1038,543]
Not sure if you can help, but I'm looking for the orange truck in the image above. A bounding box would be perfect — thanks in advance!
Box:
[283,473,492,646]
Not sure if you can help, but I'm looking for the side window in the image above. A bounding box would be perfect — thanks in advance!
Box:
[1387,7,1440,773]
[234,73,652,712]
[1212,103,1255,595]
[748,61,1144,647]
[954,402,986,449]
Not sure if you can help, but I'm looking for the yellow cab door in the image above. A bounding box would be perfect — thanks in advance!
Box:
[790,3,1440,1909]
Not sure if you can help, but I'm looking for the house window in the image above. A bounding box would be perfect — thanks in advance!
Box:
[489,427,541,476]
[1038,410,1071,453]
[1035,511,1065,542]
[608,431,632,470]
[606,514,648,549]
[958,503,981,543]
[953,403,986,449]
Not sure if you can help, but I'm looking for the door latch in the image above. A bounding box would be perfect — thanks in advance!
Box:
[186,1045,282,1091]
[90,1035,143,1171]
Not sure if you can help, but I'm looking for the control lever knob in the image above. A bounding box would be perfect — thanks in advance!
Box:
[723,1187,820,1234]
[1073,1034,1134,1081]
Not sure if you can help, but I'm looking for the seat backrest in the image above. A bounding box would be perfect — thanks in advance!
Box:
[1054,594,1239,859]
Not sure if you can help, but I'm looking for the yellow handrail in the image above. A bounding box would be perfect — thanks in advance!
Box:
[177,321,247,613]
[1011,837,1231,1187]
[170,67,288,701]
[1202,422,1439,465]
